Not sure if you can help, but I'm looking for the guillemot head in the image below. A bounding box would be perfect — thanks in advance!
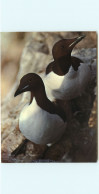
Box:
[52,35,85,60]
[14,73,66,122]
[14,73,44,97]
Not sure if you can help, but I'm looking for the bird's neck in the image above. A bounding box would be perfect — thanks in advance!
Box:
[53,55,72,75]
[30,86,48,107]
[30,87,66,122]
[52,55,83,75]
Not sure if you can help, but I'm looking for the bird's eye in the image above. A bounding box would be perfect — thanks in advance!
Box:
[29,79,32,82]
[61,45,65,49]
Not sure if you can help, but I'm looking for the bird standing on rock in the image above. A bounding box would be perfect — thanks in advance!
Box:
[43,35,92,101]
[14,73,66,145]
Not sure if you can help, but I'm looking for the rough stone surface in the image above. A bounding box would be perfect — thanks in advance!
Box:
[1,35,97,163]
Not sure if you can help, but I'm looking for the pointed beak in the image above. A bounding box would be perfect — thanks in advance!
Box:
[14,85,29,97]
[69,35,86,48]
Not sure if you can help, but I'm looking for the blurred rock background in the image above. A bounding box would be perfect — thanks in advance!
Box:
[1,32,97,163]
[1,32,97,99]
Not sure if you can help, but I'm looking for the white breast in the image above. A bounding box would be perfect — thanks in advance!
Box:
[19,98,66,144]
[43,63,91,100]
[43,72,64,101]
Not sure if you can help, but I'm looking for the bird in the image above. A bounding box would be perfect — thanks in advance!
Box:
[14,73,66,145]
[43,35,92,102]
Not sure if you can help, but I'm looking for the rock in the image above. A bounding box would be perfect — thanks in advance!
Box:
[12,141,47,163]
[1,35,97,162]
[1,128,25,162]
[18,43,51,79]
[88,97,97,128]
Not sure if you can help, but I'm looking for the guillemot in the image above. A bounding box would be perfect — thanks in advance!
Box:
[43,35,92,101]
[14,73,66,145]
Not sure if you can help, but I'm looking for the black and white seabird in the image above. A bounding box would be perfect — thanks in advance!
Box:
[14,73,66,145]
[43,35,92,101]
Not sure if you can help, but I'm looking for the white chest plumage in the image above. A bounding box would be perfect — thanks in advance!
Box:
[19,98,66,145]
[44,63,91,101]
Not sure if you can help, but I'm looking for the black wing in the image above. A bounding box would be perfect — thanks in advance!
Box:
[71,56,83,71]
[46,61,54,75]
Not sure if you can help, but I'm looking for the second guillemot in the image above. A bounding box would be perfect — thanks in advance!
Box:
[14,73,66,145]
[43,35,91,101]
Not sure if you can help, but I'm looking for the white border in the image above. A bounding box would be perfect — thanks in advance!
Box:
[1,0,99,31]
[1,163,99,194]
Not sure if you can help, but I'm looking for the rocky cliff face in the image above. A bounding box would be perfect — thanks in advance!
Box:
[1,33,97,162]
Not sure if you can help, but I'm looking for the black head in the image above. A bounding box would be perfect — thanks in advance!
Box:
[52,35,85,60]
[14,73,44,97]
